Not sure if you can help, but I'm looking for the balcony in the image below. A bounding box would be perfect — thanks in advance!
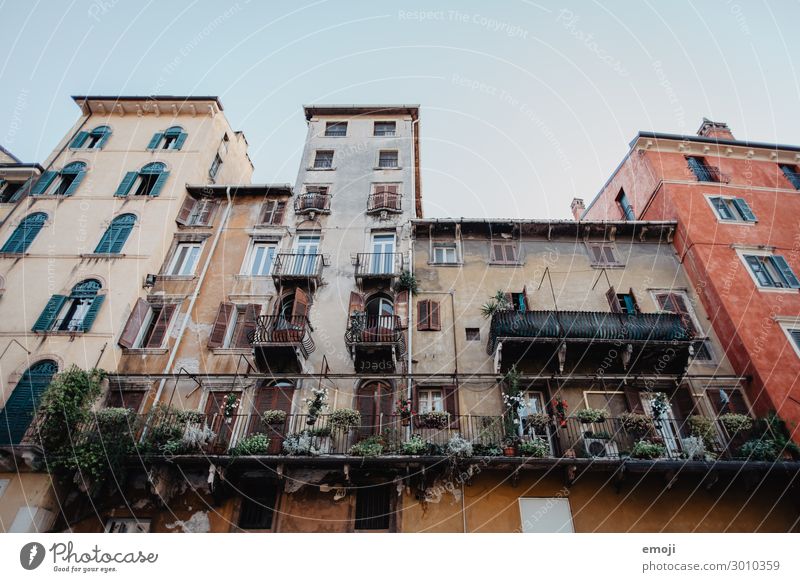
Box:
[251,315,315,373]
[344,314,406,372]
[367,191,402,214]
[271,253,324,286]
[692,165,730,184]
[353,252,404,283]
[488,310,693,374]
[294,192,331,215]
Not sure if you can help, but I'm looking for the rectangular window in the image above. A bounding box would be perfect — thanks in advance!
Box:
[654,291,712,361]
[166,242,202,276]
[780,164,800,190]
[238,480,278,530]
[465,328,480,341]
[187,198,216,226]
[105,518,151,533]
[248,242,276,276]
[417,299,441,331]
[743,254,800,289]
[585,242,623,267]
[377,150,398,168]
[706,387,749,416]
[134,304,177,348]
[707,196,756,222]
[432,242,458,264]
[324,122,347,137]
[783,327,800,358]
[209,154,222,180]
[354,485,391,531]
[313,150,334,169]
[616,189,635,221]
[613,291,639,314]
[259,199,286,225]
[518,498,574,533]
[417,388,443,413]
[686,156,720,182]
[374,121,396,137]
[490,241,519,264]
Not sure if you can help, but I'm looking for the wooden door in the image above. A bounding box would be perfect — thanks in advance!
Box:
[356,382,395,438]
[252,382,295,453]
[205,391,238,448]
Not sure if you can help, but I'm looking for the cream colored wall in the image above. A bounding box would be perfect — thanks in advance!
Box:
[0,472,57,532]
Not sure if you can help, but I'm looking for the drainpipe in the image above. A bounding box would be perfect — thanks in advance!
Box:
[407,231,413,403]
[151,186,232,407]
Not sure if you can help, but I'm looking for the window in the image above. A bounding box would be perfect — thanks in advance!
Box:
[742,254,800,289]
[176,196,217,227]
[70,125,111,149]
[313,150,334,169]
[324,122,347,137]
[0,360,57,445]
[147,126,186,150]
[31,162,87,196]
[414,384,458,427]
[166,242,202,275]
[0,179,28,203]
[94,214,136,254]
[105,388,146,412]
[654,291,712,360]
[209,154,222,180]
[417,299,441,331]
[115,162,169,197]
[616,189,635,221]
[432,242,458,264]
[208,302,261,348]
[780,164,800,190]
[585,242,623,267]
[686,156,723,183]
[374,121,396,137]
[417,388,443,413]
[518,498,574,533]
[1,212,47,253]
[465,328,480,341]
[259,199,286,225]
[246,242,276,276]
[354,485,391,531]
[490,241,519,264]
[118,299,178,349]
[238,480,278,530]
[607,287,639,314]
[377,150,398,168]
[783,327,800,358]
[706,387,749,416]
[707,196,756,222]
[32,279,105,333]
[369,233,397,274]
[105,518,150,533]
[369,184,401,211]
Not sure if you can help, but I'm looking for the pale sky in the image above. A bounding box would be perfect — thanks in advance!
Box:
[2,0,799,218]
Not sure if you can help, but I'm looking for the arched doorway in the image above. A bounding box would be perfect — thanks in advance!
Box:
[356,381,396,437]
[0,360,58,445]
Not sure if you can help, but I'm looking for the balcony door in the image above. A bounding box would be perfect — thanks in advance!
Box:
[205,391,239,448]
[252,381,295,453]
[356,381,395,437]
[292,234,320,275]
[641,392,680,457]
[370,233,396,274]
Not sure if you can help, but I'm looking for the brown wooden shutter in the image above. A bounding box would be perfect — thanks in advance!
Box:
[623,385,644,413]
[412,384,422,428]
[443,385,459,428]
[491,243,504,262]
[145,304,176,348]
[395,290,409,329]
[429,300,441,331]
[292,288,311,320]
[106,388,145,412]
[118,298,149,348]
[587,244,603,264]
[199,200,218,226]
[176,196,196,225]
[669,293,697,336]
[671,386,696,418]
[606,286,622,313]
[348,291,365,317]
[208,302,234,348]
[272,201,286,225]
[504,243,517,263]
[260,200,275,224]
[417,299,430,331]
[602,246,617,264]
[236,304,261,348]
[357,384,377,437]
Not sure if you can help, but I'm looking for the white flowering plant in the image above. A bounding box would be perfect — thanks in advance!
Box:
[446,434,473,458]
[282,431,321,456]
[305,386,329,417]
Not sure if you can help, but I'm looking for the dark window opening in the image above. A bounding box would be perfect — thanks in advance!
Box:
[134,173,160,196]
[238,480,278,530]
[325,122,347,137]
[617,293,639,314]
[378,150,398,168]
[465,328,480,341]
[374,122,396,137]
[354,484,391,530]
[0,181,24,203]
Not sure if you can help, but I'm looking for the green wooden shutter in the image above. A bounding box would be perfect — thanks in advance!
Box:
[147,133,163,149]
[69,131,89,148]
[31,171,57,195]
[174,133,187,150]
[97,129,111,148]
[79,294,105,332]
[8,177,32,202]
[148,171,169,197]
[732,198,756,222]
[0,362,57,445]
[94,225,114,253]
[769,255,800,288]
[115,172,138,197]
[32,295,67,332]
[62,170,86,196]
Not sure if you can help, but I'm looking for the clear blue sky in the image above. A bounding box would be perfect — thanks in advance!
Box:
[2,0,799,218]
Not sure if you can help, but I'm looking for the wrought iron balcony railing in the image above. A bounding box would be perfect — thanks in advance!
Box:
[294,193,331,214]
[271,253,324,280]
[251,315,315,355]
[692,164,730,184]
[367,191,402,213]
[353,252,404,279]
[345,314,406,351]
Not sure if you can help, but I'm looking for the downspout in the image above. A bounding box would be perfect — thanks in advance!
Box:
[151,186,232,407]
[407,239,413,402]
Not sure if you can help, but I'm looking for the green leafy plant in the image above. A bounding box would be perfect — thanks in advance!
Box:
[401,434,427,455]
[719,413,753,435]
[681,436,715,461]
[518,437,549,458]
[283,431,320,456]
[650,392,670,418]
[349,436,384,456]
[472,443,502,456]
[230,433,271,456]
[687,415,717,448]
[620,413,655,437]
[395,270,419,294]
[261,410,287,425]
[630,440,666,460]
[419,410,450,429]
[162,423,216,456]
[575,408,608,424]
[481,290,513,319]
[446,434,473,457]
[329,408,361,431]
[738,438,779,461]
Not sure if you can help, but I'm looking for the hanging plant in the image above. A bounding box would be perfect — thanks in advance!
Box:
[395,270,419,294]
[650,393,670,418]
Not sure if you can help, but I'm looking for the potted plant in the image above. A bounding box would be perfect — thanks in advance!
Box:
[480,290,514,319]
[329,408,361,432]
[304,386,328,425]
[309,426,332,454]
[223,393,239,423]
[620,412,655,438]
[419,410,450,429]
[261,409,287,426]
[575,407,608,424]
[349,436,384,457]
[401,434,427,455]
[518,437,549,458]
[446,434,473,458]
[396,397,413,427]
[229,433,270,456]
[719,413,753,435]
[502,437,518,457]
[526,412,551,433]
[630,439,666,460]
[687,415,717,448]
[282,431,321,456]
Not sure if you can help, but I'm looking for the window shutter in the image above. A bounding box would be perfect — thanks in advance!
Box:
[586,243,602,264]
[491,243,504,263]
[504,243,517,263]
[292,288,310,320]
[790,330,800,350]
[606,286,621,313]
[602,246,617,265]
[31,171,57,195]
[732,198,756,222]
[147,133,163,149]
[78,294,105,332]
[271,201,286,224]
[429,300,441,331]
[8,177,32,202]
[208,302,234,348]
[174,133,188,150]
[2,215,46,254]
[623,386,644,414]
[148,171,169,197]
[32,295,67,332]
[627,288,639,313]
[417,299,430,331]
[62,169,86,196]
[94,227,113,253]
[348,291,365,318]
[97,130,111,149]
[236,304,261,348]
[145,304,176,348]
[443,385,459,428]
[198,200,217,226]
[394,290,409,329]
[671,386,696,418]
[115,172,138,197]
[70,132,88,148]
[769,255,800,288]
[118,298,149,348]
[176,196,196,225]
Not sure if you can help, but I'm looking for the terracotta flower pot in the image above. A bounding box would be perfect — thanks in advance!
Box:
[503,445,517,457]
[401,417,411,427]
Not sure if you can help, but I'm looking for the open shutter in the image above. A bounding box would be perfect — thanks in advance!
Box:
[94,226,113,254]
[522,286,530,311]
[148,171,169,197]
[769,255,800,288]
[671,386,696,419]
[395,290,409,329]
[118,298,149,348]
[176,196,196,225]
[8,177,32,202]
[78,294,105,332]
[62,169,86,196]
[32,295,67,332]
[236,304,261,347]
[147,133,163,149]
[417,299,430,331]
[115,172,138,197]
[272,201,286,225]
[208,302,234,348]
[31,171,56,195]
[145,304,176,348]
[70,132,88,148]
[443,385,459,428]
[260,200,275,224]
[429,300,441,331]
[108,221,133,254]
[292,288,310,320]
[623,386,644,413]
[606,286,621,313]
[174,132,188,150]
[348,291,365,318]
[732,198,756,222]
[97,130,111,149]
[198,200,218,226]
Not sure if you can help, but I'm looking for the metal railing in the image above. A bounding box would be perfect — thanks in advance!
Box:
[252,315,315,355]
[692,165,730,184]
[271,253,324,279]
[345,314,404,346]
[354,252,404,278]
[367,191,402,212]
[294,193,331,213]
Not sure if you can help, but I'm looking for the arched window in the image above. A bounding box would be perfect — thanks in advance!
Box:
[32,278,105,333]
[95,214,136,254]
[69,125,111,149]
[1,212,47,253]
[31,161,87,196]
[147,126,187,151]
[114,162,169,197]
[0,360,57,445]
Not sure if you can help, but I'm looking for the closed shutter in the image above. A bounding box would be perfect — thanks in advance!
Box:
[292,288,310,320]
[118,298,149,348]
[174,133,188,150]
[145,304,176,348]
[271,201,286,224]
[0,363,57,445]
[32,295,67,332]
[235,304,261,347]
[62,170,86,196]
[428,300,441,331]
[606,286,621,313]
[8,177,32,202]
[417,299,430,331]
[198,200,217,226]
[31,171,57,195]
[78,294,105,332]
[70,131,88,148]
[769,255,800,288]
[147,133,163,149]
[208,302,234,348]
[97,130,111,148]
[176,196,196,225]
[586,243,603,264]
[105,389,145,412]
[115,172,138,197]
[148,171,169,197]
[260,200,286,224]
[732,198,756,222]
[394,290,409,329]
[348,291,365,318]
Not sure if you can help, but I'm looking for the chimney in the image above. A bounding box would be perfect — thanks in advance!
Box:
[570,198,585,221]
[697,118,734,140]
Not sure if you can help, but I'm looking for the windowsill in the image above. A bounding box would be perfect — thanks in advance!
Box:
[122,347,169,355]
[157,274,197,281]
[69,147,102,152]
[0,252,26,258]
[146,148,182,153]
[307,167,336,171]
[372,134,397,138]
[429,261,463,267]
[210,348,252,355]
[34,330,87,336]
[80,253,124,259]
[589,263,625,269]
[29,195,68,200]
[374,166,402,171]
[717,219,756,226]
[322,134,347,138]
[755,287,800,294]
[234,274,273,280]
[489,261,525,267]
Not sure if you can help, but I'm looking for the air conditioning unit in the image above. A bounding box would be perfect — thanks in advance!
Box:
[584,437,619,459]
[144,273,157,288]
